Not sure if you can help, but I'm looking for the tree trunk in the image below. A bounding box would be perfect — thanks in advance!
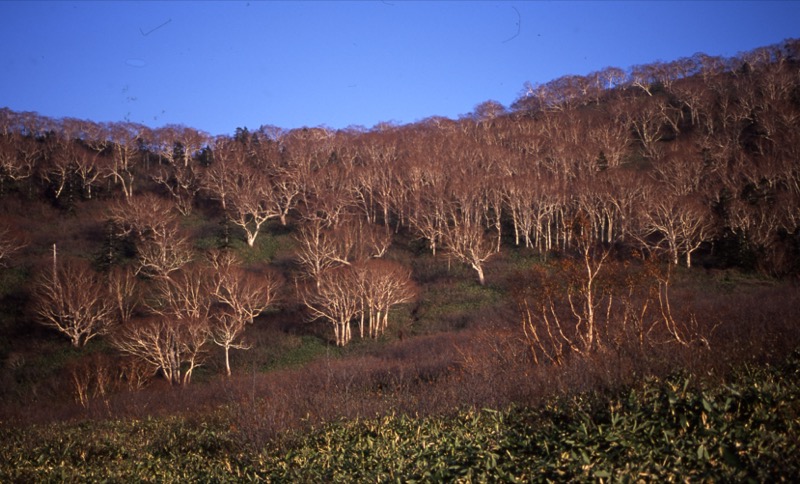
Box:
[474,263,486,286]
[224,345,232,377]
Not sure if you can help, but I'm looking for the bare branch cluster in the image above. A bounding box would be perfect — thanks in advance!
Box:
[34,257,115,348]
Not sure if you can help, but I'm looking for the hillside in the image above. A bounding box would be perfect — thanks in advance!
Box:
[0,39,799,477]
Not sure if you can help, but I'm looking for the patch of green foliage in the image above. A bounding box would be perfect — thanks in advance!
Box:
[415,280,503,333]
[264,355,800,482]
[2,350,798,481]
[259,334,341,371]
[229,232,288,265]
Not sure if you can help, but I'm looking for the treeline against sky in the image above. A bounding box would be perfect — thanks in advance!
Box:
[0,39,798,399]
[2,39,798,274]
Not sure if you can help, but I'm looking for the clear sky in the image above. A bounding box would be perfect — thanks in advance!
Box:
[2,1,798,136]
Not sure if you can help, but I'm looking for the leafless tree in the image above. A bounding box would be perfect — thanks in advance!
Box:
[6,134,41,186]
[135,224,194,278]
[39,134,73,200]
[625,96,674,160]
[71,143,102,199]
[0,225,24,267]
[113,316,187,386]
[108,194,178,243]
[251,136,304,226]
[203,136,243,211]
[634,185,715,267]
[354,259,416,339]
[34,254,114,347]
[108,196,195,278]
[471,100,507,121]
[103,122,146,198]
[407,191,447,256]
[302,163,356,229]
[226,164,281,247]
[294,215,343,286]
[208,251,281,376]
[151,126,209,215]
[519,215,615,363]
[116,264,213,385]
[301,266,361,346]
[106,265,139,325]
[439,195,499,286]
[152,161,203,216]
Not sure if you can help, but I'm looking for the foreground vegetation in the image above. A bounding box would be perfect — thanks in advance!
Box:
[1,38,799,481]
[2,349,798,481]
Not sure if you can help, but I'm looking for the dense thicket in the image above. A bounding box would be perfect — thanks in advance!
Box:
[0,39,799,433]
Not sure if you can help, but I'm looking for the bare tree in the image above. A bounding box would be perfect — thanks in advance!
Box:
[107,196,195,277]
[152,162,203,216]
[151,126,209,215]
[204,136,245,211]
[352,131,400,228]
[634,186,715,267]
[118,355,157,391]
[471,100,507,121]
[34,254,114,347]
[2,134,40,190]
[71,143,102,199]
[629,63,660,96]
[106,265,139,325]
[226,164,281,247]
[108,194,177,243]
[439,190,499,286]
[301,266,361,346]
[0,225,24,267]
[354,259,416,339]
[518,215,615,363]
[117,264,213,385]
[566,218,613,353]
[294,215,349,286]
[252,136,304,226]
[113,316,186,386]
[103,122,146,198]
[135,224,194,278]
[295,214,391,289]
[39,134,73,200]
[625,96,673,160]
[209,251,281,376]
[407,191,447,256]
[302,162,356,229]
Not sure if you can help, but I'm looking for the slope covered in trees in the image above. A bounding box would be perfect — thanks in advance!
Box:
[0,39,799,467]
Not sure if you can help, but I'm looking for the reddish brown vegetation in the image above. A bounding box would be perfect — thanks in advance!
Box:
[0,40,799,440]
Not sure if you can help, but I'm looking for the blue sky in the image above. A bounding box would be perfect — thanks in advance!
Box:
[2,1,798,136]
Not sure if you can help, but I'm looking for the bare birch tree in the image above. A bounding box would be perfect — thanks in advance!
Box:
[115,264,213,385]
[301,266,361,346]
[208,251,281,376]
[354,259,416,339]
[34,255,114,347]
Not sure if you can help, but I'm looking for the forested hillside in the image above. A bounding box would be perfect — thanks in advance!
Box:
[0,38,799,455]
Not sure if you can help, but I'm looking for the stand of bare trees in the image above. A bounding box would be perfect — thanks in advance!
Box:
[6,38,800,391]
